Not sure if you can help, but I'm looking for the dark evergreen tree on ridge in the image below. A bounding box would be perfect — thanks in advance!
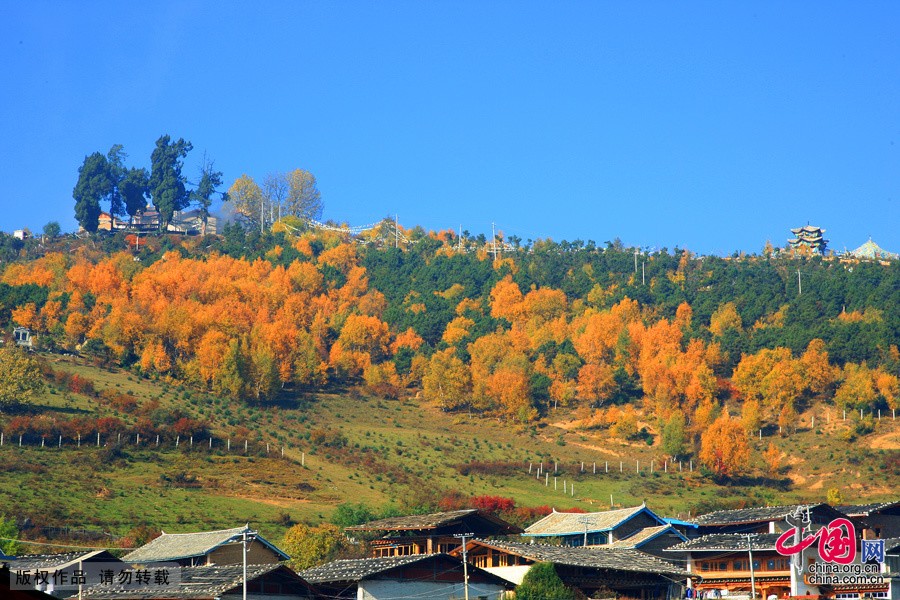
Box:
[73,152,114,233]
[149,134,193,231]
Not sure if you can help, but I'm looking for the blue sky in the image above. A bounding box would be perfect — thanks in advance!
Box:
[2,1,898,256]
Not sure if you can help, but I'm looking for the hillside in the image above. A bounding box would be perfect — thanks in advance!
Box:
[1,228,899,547]
[1,353,897,547]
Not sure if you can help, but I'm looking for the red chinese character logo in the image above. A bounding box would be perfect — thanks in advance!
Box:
[775,518,856,565]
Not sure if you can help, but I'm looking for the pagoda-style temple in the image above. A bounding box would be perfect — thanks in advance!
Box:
[788,225,828,255]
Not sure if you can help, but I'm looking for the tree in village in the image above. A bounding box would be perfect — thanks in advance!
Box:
[699,412,750,479]
[73,152,113,232]
[281,523,348,570]
[149,134,193,230]
[0,345,45,409]
[515,562,577,600]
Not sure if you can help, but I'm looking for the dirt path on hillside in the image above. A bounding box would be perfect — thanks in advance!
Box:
[568,441,623,457]
[870,430,900,450]
[231,494,311,508]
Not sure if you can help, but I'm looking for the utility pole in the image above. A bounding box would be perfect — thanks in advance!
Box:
[797,270,802,296]
[243,528,248,600]
[458,533,473,600]
[746,534,757,600]
[242,525,257,600]
[491,222,498,262]
[395,214,399,249]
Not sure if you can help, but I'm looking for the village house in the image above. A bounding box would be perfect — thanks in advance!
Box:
[1,564,58,600]
[345,509,523,558]
[668,533,792,599]
[689,503,851,536]
[673,504,900,600]
[121,525,288,567]
[301,553,513,600]
[127,207,161,232]
[452,538,690,599]
[837,502,900,539]
[69,563,317,600]
[522,503,687,558]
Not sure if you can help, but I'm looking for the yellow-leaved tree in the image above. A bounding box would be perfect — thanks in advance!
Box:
[0,345,45,408]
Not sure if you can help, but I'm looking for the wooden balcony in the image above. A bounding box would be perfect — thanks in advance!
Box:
[694,569,790,580]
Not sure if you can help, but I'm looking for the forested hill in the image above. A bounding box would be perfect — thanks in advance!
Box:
[2,226,899,447]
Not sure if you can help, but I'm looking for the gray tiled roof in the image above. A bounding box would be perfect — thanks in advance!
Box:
[69,563,302,599]
[346,509,522,534]
[667,533,782,552]
[690,504,839,527]
[836,501,900,516]
[884,537,900,553]
[122,526,287,564]
[607,525,685,549]
[300,554,432,583]
[11,550,117,571]
[466,539,690,578]
[524,505,654,536]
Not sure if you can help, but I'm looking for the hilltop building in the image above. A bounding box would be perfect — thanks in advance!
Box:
[788,224,828,255]
[847,238,899,261]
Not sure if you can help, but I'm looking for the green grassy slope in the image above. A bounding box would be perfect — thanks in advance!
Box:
[2,354,898,548]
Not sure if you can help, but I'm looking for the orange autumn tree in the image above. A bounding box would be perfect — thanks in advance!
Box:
[699,413,751,479]
[468,329,532,416]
